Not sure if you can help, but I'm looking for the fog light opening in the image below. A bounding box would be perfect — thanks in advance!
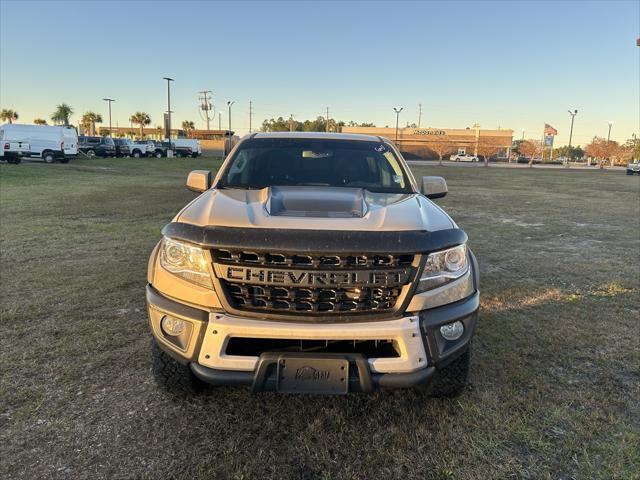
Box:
[161,315,186,337]
[440,321,464,341]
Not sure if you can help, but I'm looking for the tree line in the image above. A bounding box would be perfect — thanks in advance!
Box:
[1,106,199,140]
[261,116,375,133]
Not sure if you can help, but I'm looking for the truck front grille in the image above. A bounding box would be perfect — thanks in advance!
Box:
[211,249,417,316]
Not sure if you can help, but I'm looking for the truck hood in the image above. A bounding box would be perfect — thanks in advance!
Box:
[175,186,455,232]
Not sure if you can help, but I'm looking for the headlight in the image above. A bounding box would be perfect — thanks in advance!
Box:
[417,244,469,293]
[159,237,213,289]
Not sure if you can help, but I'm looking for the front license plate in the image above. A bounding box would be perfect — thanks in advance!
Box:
[276,356,349,394]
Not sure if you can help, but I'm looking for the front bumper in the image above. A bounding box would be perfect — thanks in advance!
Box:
[147,284,478,393]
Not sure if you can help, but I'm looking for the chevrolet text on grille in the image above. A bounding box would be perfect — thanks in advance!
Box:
[220,266,412,287]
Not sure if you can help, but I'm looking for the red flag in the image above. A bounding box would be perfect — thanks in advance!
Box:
[544,124,558,136]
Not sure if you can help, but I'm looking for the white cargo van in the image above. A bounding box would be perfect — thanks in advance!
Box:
[172,138,201,157]
[0,124,78,163]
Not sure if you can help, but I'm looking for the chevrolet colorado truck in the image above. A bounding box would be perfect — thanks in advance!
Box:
[147,132,479,395]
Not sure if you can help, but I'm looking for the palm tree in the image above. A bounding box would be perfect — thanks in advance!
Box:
[1,109,19,123]
[129,112,151,139]
[81,111,103,135]
[182,120,195,135]
[33,118,47,125]
[51,103,73,125]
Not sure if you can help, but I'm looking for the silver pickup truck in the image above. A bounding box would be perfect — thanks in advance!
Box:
[627,160,640,175]
[146,132,479,396]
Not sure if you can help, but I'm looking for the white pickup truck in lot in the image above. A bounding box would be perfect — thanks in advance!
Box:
[0,139,30,164]
[172,138,202,157]
[133,140,157,157]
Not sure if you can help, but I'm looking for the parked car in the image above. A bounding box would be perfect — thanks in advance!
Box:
[172,138,202,157]
[627,159,640,175]
[133,140,156,157]
[78,136,116,157]
[0,123,77,163]
[450,153,479,162]
[0,137,30,164]
[150,140,175,158]
[147,132,479,396]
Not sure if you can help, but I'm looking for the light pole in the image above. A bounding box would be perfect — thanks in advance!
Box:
[393,107,403,144]
[521,128,525,140]
[103,98,115,136]
[607,121,613,142]
[567,109,578,167]
[226,101,235,155]
[163,77,174,140]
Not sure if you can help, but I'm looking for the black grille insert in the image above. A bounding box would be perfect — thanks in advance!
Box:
[212,249,416,315]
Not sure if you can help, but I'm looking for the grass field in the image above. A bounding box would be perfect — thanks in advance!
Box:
[1,157,638,480]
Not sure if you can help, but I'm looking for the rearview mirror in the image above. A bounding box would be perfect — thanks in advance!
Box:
[421,176,448,199]
[186,170,212,193]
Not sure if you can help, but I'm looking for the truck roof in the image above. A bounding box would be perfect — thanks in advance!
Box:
[251,131,384,142]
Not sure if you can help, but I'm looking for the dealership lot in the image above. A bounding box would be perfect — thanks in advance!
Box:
[0,158,638,479]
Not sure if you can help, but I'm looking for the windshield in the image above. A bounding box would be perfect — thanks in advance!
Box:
[217,138,413,193]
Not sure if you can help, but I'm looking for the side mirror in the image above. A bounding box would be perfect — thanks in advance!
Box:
[186,170,212,193]
[421,176,448,199]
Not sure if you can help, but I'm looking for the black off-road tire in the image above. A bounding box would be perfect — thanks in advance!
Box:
[151,341,205,395]
[429,348,471,397]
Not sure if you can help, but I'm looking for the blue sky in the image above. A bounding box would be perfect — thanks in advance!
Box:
[1,0,638,145]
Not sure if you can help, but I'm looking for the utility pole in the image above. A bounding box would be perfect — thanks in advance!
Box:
[103,98,115,136]
[198,90,213,130]
[289,114,294,132]
[521,128,525,140]
[607,121,613,141]
[567,109,578,168]
[163,77,174,140]
[418,103,422,128]
[249,100,254,133]
[326,107,330,132]
[226,101,234,155]
[472,123,481,157]
[393,107,403,144]
[218,112,222,130]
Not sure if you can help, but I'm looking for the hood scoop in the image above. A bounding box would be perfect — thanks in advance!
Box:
[268,186,366,218]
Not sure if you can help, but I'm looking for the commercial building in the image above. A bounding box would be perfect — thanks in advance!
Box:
[342,126,514,160]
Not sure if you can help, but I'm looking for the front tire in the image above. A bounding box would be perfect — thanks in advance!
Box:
[154,151,162,158]
[428,348,471,397]
[151,341,205,395]
[86,149,96,158]
[42,151,55,163]
[132,150,142,158]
